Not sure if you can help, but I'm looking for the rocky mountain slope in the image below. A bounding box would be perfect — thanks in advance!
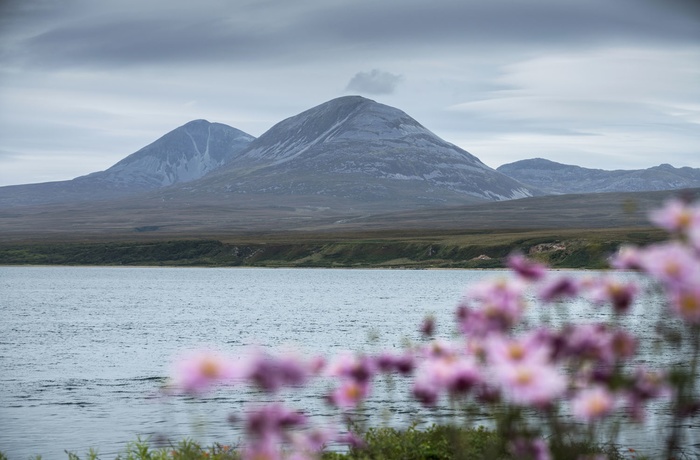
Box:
[498,158,700,195]
[0,120,254,207]
[175,96,536,207]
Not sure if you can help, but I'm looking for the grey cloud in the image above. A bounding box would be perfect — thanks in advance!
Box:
[3,0,700,70]
[346,69,402,95]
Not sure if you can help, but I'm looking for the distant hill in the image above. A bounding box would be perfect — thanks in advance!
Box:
[173,96,537,207]
[497,158,700,195]
[0,120,255,207]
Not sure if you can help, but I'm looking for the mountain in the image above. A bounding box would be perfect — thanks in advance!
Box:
[174,96,536,207]
[0,120,255,207]
[497,158,700,195]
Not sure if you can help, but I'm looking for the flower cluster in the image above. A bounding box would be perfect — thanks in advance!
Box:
[168,197,700,459]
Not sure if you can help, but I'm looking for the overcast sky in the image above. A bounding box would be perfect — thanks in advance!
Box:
[1,0,699,186]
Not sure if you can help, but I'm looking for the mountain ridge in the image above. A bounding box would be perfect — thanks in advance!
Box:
[184,96,536,206]
[0,120,255,207]
[497,158,700,194]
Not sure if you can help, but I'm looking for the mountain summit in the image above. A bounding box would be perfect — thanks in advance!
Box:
[0,120,254,207]
[85,119,255,188]
[194,96,535,205]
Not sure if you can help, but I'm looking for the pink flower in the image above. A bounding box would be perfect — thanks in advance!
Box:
[649,198,700,234]
[246,351,311,393]
[587,276,638,314]
[559,323,617,366]
[669,284,700,324]
[241,437,279,460]
[171,350,239,394]
[537,275,580,303]
[245,403,307,439]
[416,354,482,396]
[638,242,700,288]
[494,360,566,407]
[509,438,551,460]
[486,333,552,368]
[571,386,615,422]
[374,352,414,375]
[609,245,644,270]
[507,252,548,281]
[458,278,526,335]
[326,352,375,383]
[329,380,370,408]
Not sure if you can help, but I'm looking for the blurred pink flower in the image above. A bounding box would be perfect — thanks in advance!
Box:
[587,276,638,314]
[649,198,700,234]
[509,437,551,460]
[414,353,482,400]
[246,350,311,393]
[329,380,370,408]
[609,245,644,270]
[494,360,566,407]
[172,350,239,394]
[537,275,580,303]
[559,323,618,366]
[487,333,552,368]
[241,437,279,460]
[571,386,615,422]
[507,252,548,281]
[245,403,307,439]
[458,278,526,336]
[326,352,375,383]
[638,242,700,288]
[669,284,700,324]
[374,351,414,375]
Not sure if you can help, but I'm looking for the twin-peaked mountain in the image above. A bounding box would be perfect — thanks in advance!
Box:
[0,96,536,210]
[5,95,698,216]
[174,96,535,206]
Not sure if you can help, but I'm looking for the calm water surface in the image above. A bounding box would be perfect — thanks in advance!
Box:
[0,267,696,458]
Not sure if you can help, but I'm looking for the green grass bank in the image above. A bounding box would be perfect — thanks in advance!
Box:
[0,227,666,269]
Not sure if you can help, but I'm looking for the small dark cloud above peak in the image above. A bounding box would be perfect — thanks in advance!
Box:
[346,69,403,95]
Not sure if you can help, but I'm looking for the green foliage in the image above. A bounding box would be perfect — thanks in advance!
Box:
[60,439,239,460]
[320,424,626,460]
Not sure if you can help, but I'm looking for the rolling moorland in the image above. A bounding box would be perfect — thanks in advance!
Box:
[1,96,697,268]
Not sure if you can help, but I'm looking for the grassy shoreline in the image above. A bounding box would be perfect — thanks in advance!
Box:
[0,424,630,460]
[0,227,666,269]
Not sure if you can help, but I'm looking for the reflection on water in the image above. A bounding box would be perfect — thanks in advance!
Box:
[0,266,696,458]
